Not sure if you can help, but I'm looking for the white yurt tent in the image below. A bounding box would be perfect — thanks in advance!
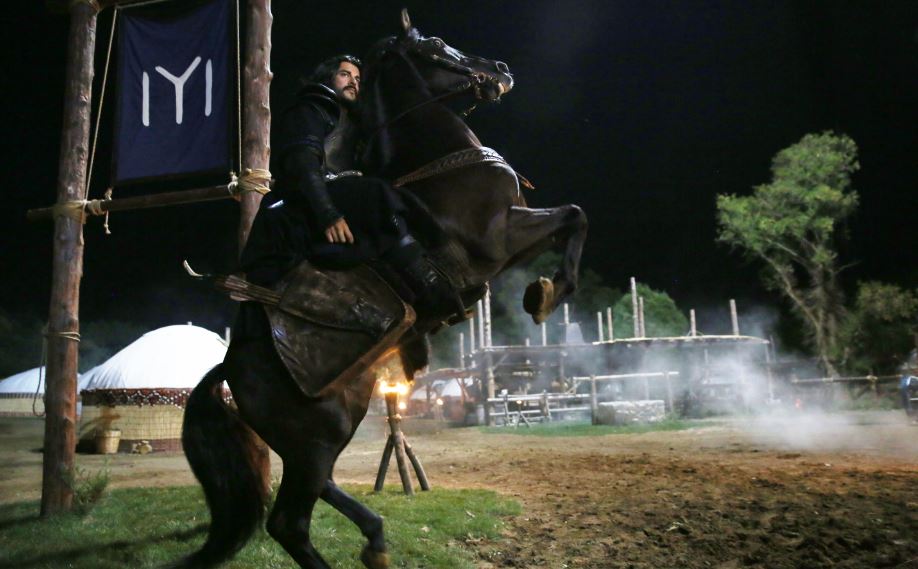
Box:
[0,367,88,416]
[79,325,228,453]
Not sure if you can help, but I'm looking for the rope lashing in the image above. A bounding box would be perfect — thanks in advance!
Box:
[51,193,113,224]
[228,168,272,199]
[45,330,82,343]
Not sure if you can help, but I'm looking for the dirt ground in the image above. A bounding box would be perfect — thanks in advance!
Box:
[2,410,916,568]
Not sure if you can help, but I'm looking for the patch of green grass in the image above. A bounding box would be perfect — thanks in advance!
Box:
[479,417,713,437]
[0,485,520,569]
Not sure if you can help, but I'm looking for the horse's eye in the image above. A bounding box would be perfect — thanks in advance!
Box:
[433,39,444,48]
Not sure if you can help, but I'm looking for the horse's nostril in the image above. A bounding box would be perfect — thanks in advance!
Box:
[495,61,509,74]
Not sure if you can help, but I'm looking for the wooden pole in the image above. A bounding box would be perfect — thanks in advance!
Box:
[730,299,739,336]
[606,307,613,341]
[638,296,646,338]
[459,332,465,369]
[541,321,547,346]
[596,311,604,342]
[237,0,273,252]
[477,300,485,350]
[468,315,476,357]
[41,0,100,517]
[590,375,598,425]
[664,371,674,413]
[630,277,639,337]
[27,184,236,221]
[483,287,493,348]
[238,0,274,498]
[690,309,697,337]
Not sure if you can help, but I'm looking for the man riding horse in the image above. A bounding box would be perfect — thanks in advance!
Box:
[238,54,461,328]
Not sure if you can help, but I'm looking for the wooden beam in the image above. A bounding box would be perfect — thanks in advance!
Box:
[26,184,235,221]
[42,0,99,517]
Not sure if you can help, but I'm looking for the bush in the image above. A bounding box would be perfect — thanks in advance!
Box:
[65,465,111,516]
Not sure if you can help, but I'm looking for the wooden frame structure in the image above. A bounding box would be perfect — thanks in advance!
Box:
[35,0,273,515]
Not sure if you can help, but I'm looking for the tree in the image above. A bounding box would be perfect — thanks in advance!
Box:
[717,132,859,376]
[837,282,918,375]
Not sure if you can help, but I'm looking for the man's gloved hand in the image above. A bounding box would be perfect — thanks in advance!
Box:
[325,217,355,244]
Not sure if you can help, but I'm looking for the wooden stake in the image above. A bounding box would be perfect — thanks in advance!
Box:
[630,277,639,337]
[468,315,476,355]
[483,287,493,348]
[730,299,739,336]
[690,309,697,337]
[590,375,598,425]
[459,332,465,369]
[596,311,604,342]
[42,0,99,517]
[638,296,646,338]
[606,307,613,341]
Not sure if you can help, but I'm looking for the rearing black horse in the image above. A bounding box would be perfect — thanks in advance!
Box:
[177,11,587,569]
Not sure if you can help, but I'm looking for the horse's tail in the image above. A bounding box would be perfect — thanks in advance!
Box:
[174,363,268,568]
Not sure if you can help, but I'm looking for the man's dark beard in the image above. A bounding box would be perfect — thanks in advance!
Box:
[339,91,357,111]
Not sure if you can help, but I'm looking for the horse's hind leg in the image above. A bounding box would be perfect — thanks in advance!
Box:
[267,455,336,569]
[504,205,588,323]
[321,480,389,568]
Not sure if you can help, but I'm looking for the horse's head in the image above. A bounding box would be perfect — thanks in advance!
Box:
[384,9,514,103]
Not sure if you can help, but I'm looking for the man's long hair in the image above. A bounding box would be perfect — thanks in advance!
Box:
[306,54,362,88]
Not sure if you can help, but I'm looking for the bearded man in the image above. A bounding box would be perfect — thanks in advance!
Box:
[239,55,458,319]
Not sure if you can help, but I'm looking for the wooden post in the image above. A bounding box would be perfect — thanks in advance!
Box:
[468,316,476,357]
[596,311,604,342]
[483,287,493,348]
[41,0,100,517]
[690,309,697,337]
[459,332,465,369]
[638,296,646,338]
[540,390,550,422]
[764,342,775,401]
[590,375,598,425]
[237,0,273,252]
[239,0,274,498]
[664,371,674,413]
[606,306,613,341]
[562,303,570,343]
[477,300,485,349]
[730,299,739,336]
[630,277,639,337]
[541,321,547,346]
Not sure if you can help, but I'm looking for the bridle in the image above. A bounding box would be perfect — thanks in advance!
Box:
[364,38,503,142]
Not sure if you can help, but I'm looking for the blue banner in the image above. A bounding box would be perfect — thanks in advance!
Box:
[114,0,232,184]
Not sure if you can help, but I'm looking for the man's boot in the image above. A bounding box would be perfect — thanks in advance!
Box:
[385,238,463,319]
[400,254,464,319]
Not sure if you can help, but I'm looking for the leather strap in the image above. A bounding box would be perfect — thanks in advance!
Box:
[392,147,507,188]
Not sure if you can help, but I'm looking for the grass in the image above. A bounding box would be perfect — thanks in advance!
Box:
[0,485,520,569]
[479,417,714,437]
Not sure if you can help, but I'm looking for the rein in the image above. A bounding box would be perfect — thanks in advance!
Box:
[364,40,498,143]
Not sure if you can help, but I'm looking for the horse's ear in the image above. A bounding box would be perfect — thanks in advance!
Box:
[400,8,412,33]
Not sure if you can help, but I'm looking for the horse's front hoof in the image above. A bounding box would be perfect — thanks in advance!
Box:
[523,277,554,324]
[361,545,390,569]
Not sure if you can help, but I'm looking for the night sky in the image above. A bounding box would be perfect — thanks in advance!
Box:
[3,1,917,337]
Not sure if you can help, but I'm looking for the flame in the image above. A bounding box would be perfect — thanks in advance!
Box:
[378,380,409,396]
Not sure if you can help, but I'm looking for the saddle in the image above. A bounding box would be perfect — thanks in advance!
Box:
[215,262,414,398]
